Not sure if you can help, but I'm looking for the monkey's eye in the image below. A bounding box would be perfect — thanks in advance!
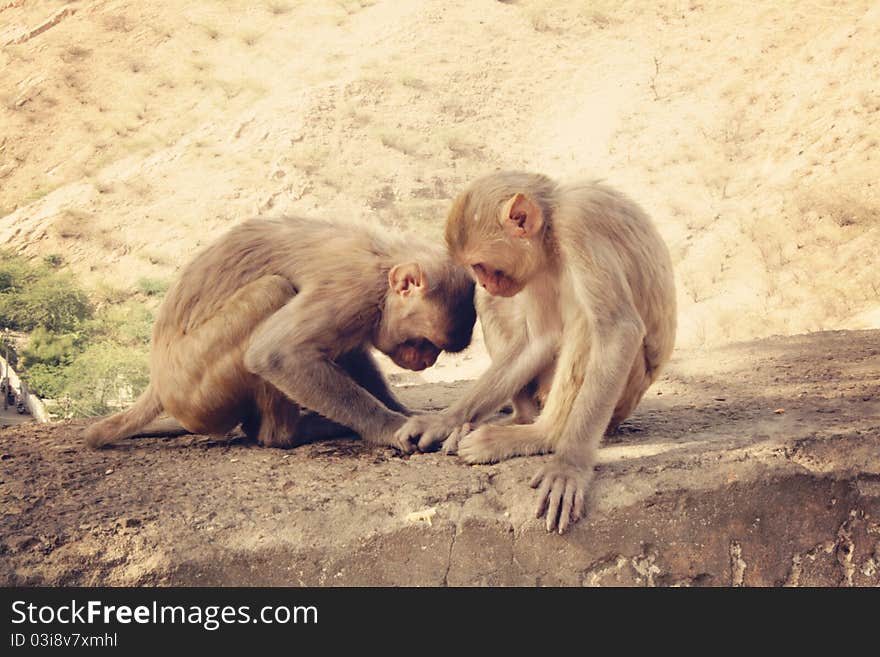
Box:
[473,263,505,280]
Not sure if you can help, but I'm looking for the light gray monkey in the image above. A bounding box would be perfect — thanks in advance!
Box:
[396,172,676,533]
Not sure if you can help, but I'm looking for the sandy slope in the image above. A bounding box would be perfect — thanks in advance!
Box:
[1,0,878,352]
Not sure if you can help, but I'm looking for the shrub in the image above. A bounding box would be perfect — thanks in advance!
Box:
[1,275,92,332]
[21,326,81,368]
[63,341,150,417]
[136,277,169,297]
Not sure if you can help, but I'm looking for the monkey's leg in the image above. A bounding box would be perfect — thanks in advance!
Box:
[245,382,355,448]
[245,381,303,448]
[606,347,652,433]
[457,422,551,464]
[397,333,557,452]
[511,384,540,424]
[133,416,191,437]
[491,387,539,428]
[244,292,413,452]
[157,275,297,435]
[531,313,645,533]
[336,350,411,415]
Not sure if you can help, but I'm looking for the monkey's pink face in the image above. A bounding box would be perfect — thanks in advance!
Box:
[389,338,441,371]
[470,263,524,297]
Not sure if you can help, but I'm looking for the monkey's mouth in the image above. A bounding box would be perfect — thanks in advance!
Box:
[472,264,522,297]
[392,339,440,371]
[482,276,522,297]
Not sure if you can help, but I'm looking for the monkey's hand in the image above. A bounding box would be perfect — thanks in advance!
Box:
[530,460,593,534]
[393,412,469,453]
[363,413,416,455]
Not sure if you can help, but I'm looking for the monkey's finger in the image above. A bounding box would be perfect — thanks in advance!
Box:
[417,429,443,452]
[557,480,577,534]
[573,488,586,521]
[393,437,416,454]
[529,470,545,489]
[392,426,417,446]
[534,475,553,518]
[441,428,464,455]
[546,480,564,533]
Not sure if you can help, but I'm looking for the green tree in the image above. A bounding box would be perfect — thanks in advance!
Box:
[86,301,153,347]
[0,251,37,296]
[21,326,82,367]
[11,275,93,332]
[0,251,156,417]
[63,342,150,417]
[21,363,69,399]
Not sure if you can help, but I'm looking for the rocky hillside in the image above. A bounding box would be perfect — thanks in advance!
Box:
[1,0,878,349]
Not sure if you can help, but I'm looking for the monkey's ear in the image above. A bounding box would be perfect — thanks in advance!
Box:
[501,193,543,238]
[388,262,425,297]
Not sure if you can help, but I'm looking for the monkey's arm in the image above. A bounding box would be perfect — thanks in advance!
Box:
[337,350,411,416]
[395,334,556,452]
[244,295,413,452]
[533,292,645,533]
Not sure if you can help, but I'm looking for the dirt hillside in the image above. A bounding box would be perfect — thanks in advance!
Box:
[1,0,878,350]
[2,330,879,586]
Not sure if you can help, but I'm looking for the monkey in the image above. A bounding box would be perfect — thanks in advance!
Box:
[395,172,676,533]
[84,216,476,451]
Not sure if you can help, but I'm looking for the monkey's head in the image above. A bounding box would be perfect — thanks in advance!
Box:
[376,261,476,371]
[445,171,556,297]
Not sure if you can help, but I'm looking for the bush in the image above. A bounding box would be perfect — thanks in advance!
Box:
[86,301,154,347]
[21,362,69,399]
[0,250,155,417]
[0,251,37,294]
[0,251,92,332]
[43,253,64,268]
[136,277,169,297]
[63,341,150,417]
[23,304,154,410]
[21,326,81,368]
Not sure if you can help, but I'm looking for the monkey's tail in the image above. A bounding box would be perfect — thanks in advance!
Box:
[84,385,163,449]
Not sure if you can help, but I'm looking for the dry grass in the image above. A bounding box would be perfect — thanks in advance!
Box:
[376,131,421,157]
[264,1,294,16]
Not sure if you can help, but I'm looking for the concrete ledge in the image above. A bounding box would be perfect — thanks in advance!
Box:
[1,330,879,586]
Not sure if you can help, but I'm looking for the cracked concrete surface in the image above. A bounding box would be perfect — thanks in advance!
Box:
[1,330,879,586]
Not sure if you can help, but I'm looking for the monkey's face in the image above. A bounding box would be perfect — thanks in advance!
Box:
[446,176,549,298]
[376,261,473,371]
[388,338,442,371]
[381,299,448,371]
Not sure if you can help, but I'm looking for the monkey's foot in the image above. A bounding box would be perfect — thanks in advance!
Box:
[530,461,593,534]
[458,424,549,464]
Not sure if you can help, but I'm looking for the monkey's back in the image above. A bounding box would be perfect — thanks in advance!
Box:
[154,218,375,337]
[555,180,677,372]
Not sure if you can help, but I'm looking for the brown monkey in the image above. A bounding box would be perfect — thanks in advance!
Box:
[84,216,476,451]
[395,172,676,533]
